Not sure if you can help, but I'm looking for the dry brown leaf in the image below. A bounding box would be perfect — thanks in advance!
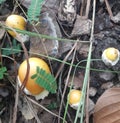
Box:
[0,21,5,40]
[64,72,84,89]
[71,15,91,36]
[93,87,120,123]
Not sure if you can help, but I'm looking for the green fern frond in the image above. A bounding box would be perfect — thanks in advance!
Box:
[31,66,57,93]
[27,0,44,23]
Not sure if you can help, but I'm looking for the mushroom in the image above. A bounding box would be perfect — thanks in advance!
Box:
[68,89,82,110]
[102,47,120,66]
[17,57,51,100]
[5,14,29,42]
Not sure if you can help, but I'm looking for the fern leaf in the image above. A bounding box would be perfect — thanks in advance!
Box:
[31,66,57,93]
[27,0,44,23]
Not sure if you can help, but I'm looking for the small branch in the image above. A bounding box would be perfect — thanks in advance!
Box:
[55,42,78,79]
[58,42,78,123]
[12,78,19,123]
[104,0,113,18]
[85,0,91,19]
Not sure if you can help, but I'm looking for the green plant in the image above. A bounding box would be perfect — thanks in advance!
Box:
[31,66,57,93]
[27,0,44,23]
[2,39,21,56]
[0,65,7,79]
[0,0,6,4]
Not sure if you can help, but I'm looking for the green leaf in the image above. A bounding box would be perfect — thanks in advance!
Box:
[0,0,6,4]
[0,66,7,79]
[2,39,21,56]
[31,66,57,93]
[31,73,37,79]
[27,0,44,23]
[46,102,58,110]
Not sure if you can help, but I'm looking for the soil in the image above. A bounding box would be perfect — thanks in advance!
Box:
[0,0,120,123]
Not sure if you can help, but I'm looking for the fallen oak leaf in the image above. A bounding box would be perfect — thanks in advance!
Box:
[93,87,120,123]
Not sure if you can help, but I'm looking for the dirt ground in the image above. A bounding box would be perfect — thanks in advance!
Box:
[0,0,120,123]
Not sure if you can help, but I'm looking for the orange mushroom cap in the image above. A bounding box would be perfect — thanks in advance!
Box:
[68,89,82,105]
[18,57,51,95]
[5,14,26,37]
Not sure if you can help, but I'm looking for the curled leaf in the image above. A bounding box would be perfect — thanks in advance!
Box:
[93,87,120,123]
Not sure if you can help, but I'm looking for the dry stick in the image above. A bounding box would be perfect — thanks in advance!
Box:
[58,42,78,123]
[55,42,78,79]
[104,0,113,18]
[58,72,73,123]
[13,78,19,123]
[4,26,30,123]
[26,96,67,123]
[80,0,85,16]
[85,0,91,19]
[2,24,30,91]
[14,0,28,17]
[17,37,30,91]
[32,23,54,74]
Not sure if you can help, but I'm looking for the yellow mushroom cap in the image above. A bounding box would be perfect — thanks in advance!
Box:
[5,14,26,37]
[105,47,119,61]
[68,90,82,105]
[102,47,120,66]
[18,57,51,95]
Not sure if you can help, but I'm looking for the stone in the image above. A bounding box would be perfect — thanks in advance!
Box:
[99,72,115,81]
[89,87,97,97]
[101,82,114,89]
[88,98,95,115]
[71,15,92,36]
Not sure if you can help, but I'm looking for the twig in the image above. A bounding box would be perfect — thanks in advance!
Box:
[31,22,54,75]
[58,72,73,123]
[58,42,78,123]
[55,42,78,79]
[85,0,91,19]
[104,0,113,18]
[12,77,19,123]
[80,0,86,16]
[1,23,30,123]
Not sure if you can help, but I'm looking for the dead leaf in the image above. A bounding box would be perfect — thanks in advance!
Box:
[0,21,5,40]
[93,87,120,123]
[71,15,91,36]
[64,72,84,89]
[18,96,39,120]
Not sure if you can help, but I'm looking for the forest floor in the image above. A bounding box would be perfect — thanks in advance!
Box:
[0,0,120,123]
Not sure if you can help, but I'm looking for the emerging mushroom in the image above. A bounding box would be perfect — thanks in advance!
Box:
[17,57,51,100]
[5,14,29,42]
[102,47,120,66]
[68,89,82,110]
